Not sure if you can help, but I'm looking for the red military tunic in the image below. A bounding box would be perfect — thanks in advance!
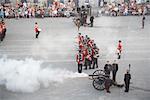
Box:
[117,42,122,53]
[35,24,39,33]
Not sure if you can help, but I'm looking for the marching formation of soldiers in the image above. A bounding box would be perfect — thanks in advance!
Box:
[76,33,99,73]
[0,20,6,42]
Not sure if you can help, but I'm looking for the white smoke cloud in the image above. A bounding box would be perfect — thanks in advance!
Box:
[30,33,75,60]
[106,45,118,59]
[0,57,88,93]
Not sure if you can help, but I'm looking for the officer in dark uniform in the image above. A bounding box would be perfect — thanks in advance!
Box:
[104,61,112,76]
[112,60,118,83]
[124,70,131,92]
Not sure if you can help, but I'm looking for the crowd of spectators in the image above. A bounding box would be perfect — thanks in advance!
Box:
[0,0,76,19]
[99,1,150,16]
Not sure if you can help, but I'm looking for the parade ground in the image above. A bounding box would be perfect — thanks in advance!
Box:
[0,16,150,100]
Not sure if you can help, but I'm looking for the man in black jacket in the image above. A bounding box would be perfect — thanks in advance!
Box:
[124,70,131,92]
[104,61,112,76]
[90,16,94,27]
[112,60,118,83]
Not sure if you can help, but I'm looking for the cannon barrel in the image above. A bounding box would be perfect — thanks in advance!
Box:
[89,74,99,77]
[89,74,107,77]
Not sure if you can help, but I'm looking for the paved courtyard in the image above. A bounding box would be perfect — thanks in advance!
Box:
[0,16,150,100]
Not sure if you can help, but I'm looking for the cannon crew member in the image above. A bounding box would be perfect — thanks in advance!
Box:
[104,61,112,76]
[105,75,112,93]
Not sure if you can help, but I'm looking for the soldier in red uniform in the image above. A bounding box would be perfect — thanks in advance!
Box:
[87,39,93,48]
[117,40,122,53]
[0,22,3,41]
[117,40,122,59]
[76,50,84,73]
[34,22,41,39]
[77,33,82,44]
[2,21,6,40]
[79,42,84,51]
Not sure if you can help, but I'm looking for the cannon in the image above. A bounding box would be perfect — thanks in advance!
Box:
[89,69,106,90]
[89,69,124,90]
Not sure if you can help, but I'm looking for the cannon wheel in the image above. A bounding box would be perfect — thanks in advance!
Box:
[92,77,105,90]
[92,70,105,79]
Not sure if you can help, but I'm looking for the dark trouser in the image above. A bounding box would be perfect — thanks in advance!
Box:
[36,31,40,38]
[0,33,4,41]
[80,18,83,26]
[142,21,144,29]
[78,63,82,73]
[77,24,80,31]
[0,32,2,41]
[3,29,6,39]
[90,21,93,27]
[125,82,130,92]
[112,71,117,82]
[84,58,91,69]
[117,53,121,59]
[105,84,110,92]
[92,58,98,69]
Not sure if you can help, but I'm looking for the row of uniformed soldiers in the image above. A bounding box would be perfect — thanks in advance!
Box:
[0,20,6,42]
[76,33,99,73]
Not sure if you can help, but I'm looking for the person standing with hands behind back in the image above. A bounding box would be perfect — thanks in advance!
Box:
[112,60,118,83]
[124,69,131,92]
